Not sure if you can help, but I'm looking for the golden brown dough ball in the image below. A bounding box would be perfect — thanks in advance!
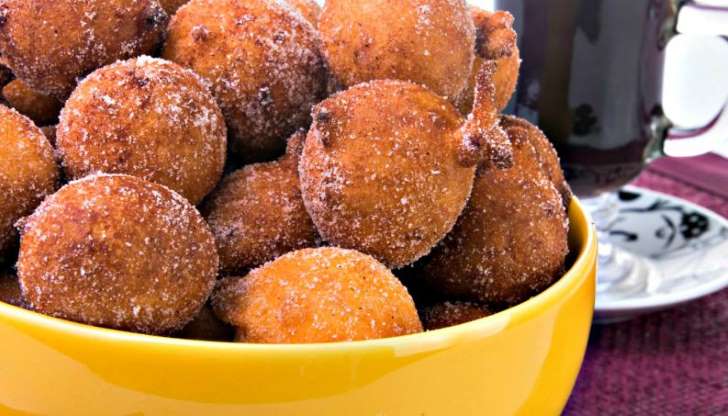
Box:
[0,105,58,254]
[319,0,475,101]
[212,247,423,343]
[57,57,227,205]
[16,174,218,334]
[284,0,321,26]
[421,117,569,307]
[159,0,189,14]
[203,130,317,275]
[0,271,23,307]
[2,79,63,126]
[0,0,167,99]
[299,79,510,268]
[177,304,234,341]
[500,115,572,205]
[421,301,491,330]
[458,8,520,114]
[163,0,327,162]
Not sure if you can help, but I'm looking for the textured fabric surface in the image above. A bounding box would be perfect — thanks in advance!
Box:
[564,156,728,415]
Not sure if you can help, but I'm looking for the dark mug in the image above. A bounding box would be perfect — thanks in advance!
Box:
[494,0,728,197]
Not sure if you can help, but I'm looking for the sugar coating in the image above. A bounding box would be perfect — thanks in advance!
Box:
[16,174,219,334]
[457,7,521,114]
[56,56,227,205]
[0,0,168,99]
[280,0,321,26]
[0,105,59,254]
[500,115,572,206]
[212,247,423,343]
[299,80,478,269]
[421,301,491,330]
[2,79,63,126]
[319,0,475,101]
[421,117,570,307]
[163,0,327,162]
[203,130,317,275]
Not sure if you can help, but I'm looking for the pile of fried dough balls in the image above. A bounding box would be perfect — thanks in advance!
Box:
[0,0,571,343]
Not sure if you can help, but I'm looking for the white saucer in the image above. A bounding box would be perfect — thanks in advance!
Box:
[594,185,728,323]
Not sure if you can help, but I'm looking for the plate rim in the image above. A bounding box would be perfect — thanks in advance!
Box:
[594,185,728,313]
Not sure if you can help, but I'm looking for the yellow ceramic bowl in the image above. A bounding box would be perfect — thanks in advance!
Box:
[0,199,596,416]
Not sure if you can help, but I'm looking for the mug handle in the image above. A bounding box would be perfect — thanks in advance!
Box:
[661,1,728,157]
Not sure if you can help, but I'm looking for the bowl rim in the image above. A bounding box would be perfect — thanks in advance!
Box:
[0,198,597,353]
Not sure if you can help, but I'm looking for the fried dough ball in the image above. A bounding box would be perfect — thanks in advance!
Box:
[0,105,58,254]
[203,130,317,275]
[57,57,227,205]
[458,8,520,114]
[500,115,572,205]
[421,301,491,330]
[160,0,188,14]
[163,0,327,162]
[0,0,168,99]
[178,304,234,341]
[0,271,23,307]
[421,117,569,306]
[16,174,218,334]
[2,79,63,126]
[319,0,475,101]
[299,78,511,268]
[285,0,321,26]
[212,247,423,343]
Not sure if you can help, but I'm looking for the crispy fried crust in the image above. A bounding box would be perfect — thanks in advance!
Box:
[57,57,227,205]
[163,0,327,162]
[2,79,62,126]
[319,0,475,101]
[212,247,423,343]
[0,0,167,99]
[421,301,491,330]
[203,130,317,275]
[458,8,520,113]
[299,80,477,268]
[421,117,569,306]
[500,115,572,205]
[16,174,219,334]
[284,0,321,26]
[0,105,58,254]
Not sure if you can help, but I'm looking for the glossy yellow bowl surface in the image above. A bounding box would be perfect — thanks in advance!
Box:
[0,199,596,416]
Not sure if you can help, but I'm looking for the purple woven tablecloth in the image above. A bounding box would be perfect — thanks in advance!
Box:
[564,155,728,415]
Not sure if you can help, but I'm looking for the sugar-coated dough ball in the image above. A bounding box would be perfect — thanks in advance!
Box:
[2,79,63,126]
[319,0,475,101]
[0,105,58,254]
[163,0,327,162]
[421,117,569,306]
[457,8,520,113]
[0,0,168,98]
[203,130,317,274]
[284,0,321,26]
[57,57,227,205]
[212,247,423,343]
[299,80,479,268]
[16,174,218,334]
